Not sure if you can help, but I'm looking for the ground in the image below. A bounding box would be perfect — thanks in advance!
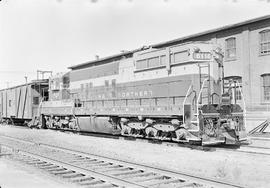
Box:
[0,125,270,188]
[0,157,72,188]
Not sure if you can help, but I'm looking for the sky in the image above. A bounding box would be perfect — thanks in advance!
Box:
[0,0,270,89]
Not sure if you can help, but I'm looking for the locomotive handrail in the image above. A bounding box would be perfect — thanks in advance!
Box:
[182,84,193,123]
[197,78,209,107]
[188,78,208,127]
[37,97,44,117]
[235,80,246,129]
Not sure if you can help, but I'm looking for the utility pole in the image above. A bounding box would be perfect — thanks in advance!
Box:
[24,76,28,84]
[5,81,10,88]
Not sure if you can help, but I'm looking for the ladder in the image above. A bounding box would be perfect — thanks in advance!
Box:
[190,63,211,127]
[198,63,211,105]
[191,78,209,127]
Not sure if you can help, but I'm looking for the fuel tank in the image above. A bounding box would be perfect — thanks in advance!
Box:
[77,116,121,135]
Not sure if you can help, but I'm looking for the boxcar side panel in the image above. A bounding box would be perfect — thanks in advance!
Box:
[31,86,42,118]
[18,85,27,119]
[23,85,32,119]
[6,89,16,118]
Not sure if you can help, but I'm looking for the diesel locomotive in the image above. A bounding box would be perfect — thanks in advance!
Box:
[40,42,246,145]
[0,41,247,145]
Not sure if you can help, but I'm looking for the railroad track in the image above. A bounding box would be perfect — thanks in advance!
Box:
[2,124,270,156]
[0,135,244,188]
[54,128,270,156]
[213,137,270,156]
[50,127,216,152]
[1,125,269,156]
[1,124,217,151]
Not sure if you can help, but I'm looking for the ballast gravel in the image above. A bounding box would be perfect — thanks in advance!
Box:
[0,125,269,188]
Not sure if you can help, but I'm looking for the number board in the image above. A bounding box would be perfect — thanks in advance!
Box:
[193,52,212,60]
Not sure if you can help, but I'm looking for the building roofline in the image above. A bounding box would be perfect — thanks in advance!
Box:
[69,15,270,70]
[152,15,270,48]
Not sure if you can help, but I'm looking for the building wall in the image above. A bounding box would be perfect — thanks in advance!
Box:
[176,19,270,130]
[187,20,270,110]
[249,23,270,106]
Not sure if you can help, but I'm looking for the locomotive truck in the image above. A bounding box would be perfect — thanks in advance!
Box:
[37,41,247,145]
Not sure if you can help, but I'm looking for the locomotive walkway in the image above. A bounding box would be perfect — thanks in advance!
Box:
[0,135,244,188]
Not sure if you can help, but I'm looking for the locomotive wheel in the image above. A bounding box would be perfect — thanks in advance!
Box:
[154,130,162,139]
[69,121,77,130]
[121,126,128,135]
[122,126,132,135]
[175,128,188,140]
[160,131,170,140]
[132,129,143,137]
[135,129,144,137]
[45,118,53,128]
[145,127,158,138]
[131,128,138,137]
[130,128,136,136]
[145,127,153,137]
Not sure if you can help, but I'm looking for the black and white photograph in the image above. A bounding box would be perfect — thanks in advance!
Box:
[0,0,270,187]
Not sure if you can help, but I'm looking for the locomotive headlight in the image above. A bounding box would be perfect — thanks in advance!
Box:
[193,46,200,53]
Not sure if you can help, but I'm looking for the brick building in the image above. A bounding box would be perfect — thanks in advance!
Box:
[150,15,270,130]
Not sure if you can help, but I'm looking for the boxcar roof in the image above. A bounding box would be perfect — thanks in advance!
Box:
[0,79,49,91]
[68,14,270,70]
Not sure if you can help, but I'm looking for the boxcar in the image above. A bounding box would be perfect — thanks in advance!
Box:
[0,79,49,125]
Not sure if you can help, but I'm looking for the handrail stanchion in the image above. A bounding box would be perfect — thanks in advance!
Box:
[182,84,193,123]
[196,78,208,126]
[236,80,246,130]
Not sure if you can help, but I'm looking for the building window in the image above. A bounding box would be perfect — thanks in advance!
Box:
[80,84,84,91]
[224,76,242,101]
[261,74,270,101]
[225,37,236,60]
[80,84,84,99]
[259,30,270,55]
[85,83,89,99]
[112,79,116,87]
[89,82,93,88]
[105,80,109,87]
[8,100,11,107]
